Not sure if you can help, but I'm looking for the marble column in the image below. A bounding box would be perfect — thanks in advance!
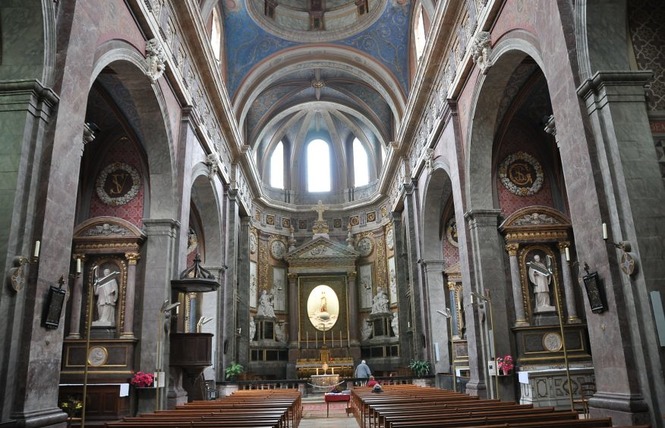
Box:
[557,242,580,323]
[121,252,140,338]
[423,260,448,373]
[464,209,507,399]
[402,182,426,357]
[287,272,299,347]
[347,271,359,345]
[68,254,85,339]
[506,244,528,327]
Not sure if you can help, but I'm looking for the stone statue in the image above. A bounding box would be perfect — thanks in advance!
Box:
[361,319,373,341]
[527,254,556,312]
[257,289,276,318]
[391,312,399,338]
[93,268,119,326]
[249,316,256,341]
[371,287,390,314]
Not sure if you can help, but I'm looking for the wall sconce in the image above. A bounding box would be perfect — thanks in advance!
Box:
[237,327,242,335]
[6,241,41,292]
[602,223,637,276]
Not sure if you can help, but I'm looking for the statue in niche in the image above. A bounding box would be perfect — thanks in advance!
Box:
[257,289,276,318]
[527,254,556,313]
[93,267,119,326]
[371,287,390,314]
[275,321,287,342]
[361,319,373,341]
[391,312,399,338]
[249,316,256,341]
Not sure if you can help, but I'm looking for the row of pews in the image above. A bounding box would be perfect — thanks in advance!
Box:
[105,389,302,428]
[349,384,651,428]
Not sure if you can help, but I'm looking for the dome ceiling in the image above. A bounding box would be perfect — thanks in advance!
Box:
[220,0,412,204]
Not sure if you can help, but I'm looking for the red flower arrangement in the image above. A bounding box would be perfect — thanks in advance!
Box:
[496,355,514,374]
[130,371,154,388]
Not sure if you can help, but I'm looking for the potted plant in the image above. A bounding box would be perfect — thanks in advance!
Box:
[225,362,244,381]
[409,360,432,386]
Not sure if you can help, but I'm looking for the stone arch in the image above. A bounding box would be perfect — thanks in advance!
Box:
[419,162,455,372]
[0,0,56,84]
[575,0,631,81]
[465,31,546,212]
[90,40,177,220]
[189,165,224,266]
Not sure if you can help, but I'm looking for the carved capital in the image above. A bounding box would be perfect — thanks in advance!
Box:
[470,31,492,74]
[505,243,520,256]
[125,252,141,264]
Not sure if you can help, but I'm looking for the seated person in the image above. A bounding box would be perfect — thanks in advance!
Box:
[366,376,379,387]
[371,383,383,393]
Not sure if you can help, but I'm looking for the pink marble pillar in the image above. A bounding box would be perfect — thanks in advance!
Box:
[121,252,140,339]
[347,271,359,345]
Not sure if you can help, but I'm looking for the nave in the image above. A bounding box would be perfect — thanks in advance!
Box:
[99,385,653,428]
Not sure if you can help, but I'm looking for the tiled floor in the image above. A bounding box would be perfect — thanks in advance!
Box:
[300,395,360,427]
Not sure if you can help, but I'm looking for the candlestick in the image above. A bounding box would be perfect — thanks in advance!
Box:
[306,331,309,349]
[315,331,318,348]
[602,223,608,240]
[33,240,40,258]
[339,331,342,348]
[565,247,570,262]
[76,258,82,273]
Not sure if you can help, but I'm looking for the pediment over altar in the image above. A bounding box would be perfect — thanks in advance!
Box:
[499,206,571,244]
[285,236,359,272]
[72,216,146,254]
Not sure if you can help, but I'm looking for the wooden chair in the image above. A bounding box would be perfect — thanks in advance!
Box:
[573,382,597,418]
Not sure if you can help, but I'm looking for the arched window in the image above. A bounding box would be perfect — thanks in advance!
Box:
[353,138,369,187]
[307,139,331,192]
[210,7,222,62]
[414,4,427,62]
[270,141,284,189]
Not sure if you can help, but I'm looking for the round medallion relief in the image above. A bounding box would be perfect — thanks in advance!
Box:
[542,332,563,352]
[498,152,544,196]
[88,346,108,367]
[270,239,286,259]
[386,228,394,250]
[357,237,374,257]
[96,162,141,206]
[446,217,458,247]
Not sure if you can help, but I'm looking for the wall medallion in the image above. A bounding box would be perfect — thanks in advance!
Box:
[542,332,563,352]
[498,151,544,196]
[446,217,458,247]
[96,162,141,206]
[87,346,109,367]
[270,239,286,259]
[386,228,394,250]
[357,237,374,257]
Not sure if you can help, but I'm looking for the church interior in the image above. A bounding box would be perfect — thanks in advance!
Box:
[1,0,664,427]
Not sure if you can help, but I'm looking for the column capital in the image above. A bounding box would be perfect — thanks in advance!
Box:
[505,243,520,256]
[557,241,571,250]
[125,252,141,264]
[287,272,298,281]
[347,271,357,281]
